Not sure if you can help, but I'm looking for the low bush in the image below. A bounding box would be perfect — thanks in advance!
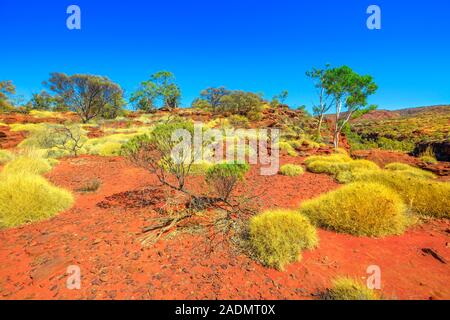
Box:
[279,164,304,177]
[206,162,250,201]
[385,162,436,179]
[189,161,214,176]
[420,155,438,164]
[326,277,379,300]
[278,142,298,157]
[299,182,410,237]
[77,178,101,193]
[352,171,450,218]
[228,115,250,128]
[249,210,318,270]
[0,173,74,228]
[2,156,53,175]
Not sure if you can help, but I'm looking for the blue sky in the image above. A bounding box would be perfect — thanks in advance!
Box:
[0,0,449,111]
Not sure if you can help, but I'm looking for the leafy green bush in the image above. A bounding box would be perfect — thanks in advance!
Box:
[0,173,74,228]
[326,277,379,300]
[228,115,250,128]
[352,171,450,218]
[279,164,304,176]
[206,162,250,201]
[299,182,410,237]
[249,210,318,270]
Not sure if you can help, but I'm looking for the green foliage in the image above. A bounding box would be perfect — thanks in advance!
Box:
[349,107,450,152]
[327,277,379,300]
[46,73,124,123]
[28,91,59,111]
[228,114,250,128]
[0,80,16,112]
[321,65,378,149]
[249,209,318,270]
[279,164,304,176]
[131,71,181,111]
[299,182,410,237]
[351,171,450,219]
[217,91,264,119]
[193,87,231,110]
[206,162,250,201]
[0,173,74,228]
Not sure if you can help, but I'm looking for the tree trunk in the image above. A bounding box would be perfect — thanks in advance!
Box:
[317,114,324,138]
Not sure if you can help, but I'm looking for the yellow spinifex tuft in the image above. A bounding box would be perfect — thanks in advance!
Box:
[0,173,74,228]
[299,182,410,237]
[249,209,318,271]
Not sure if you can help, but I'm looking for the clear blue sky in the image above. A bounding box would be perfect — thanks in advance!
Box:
[1,0,449,111]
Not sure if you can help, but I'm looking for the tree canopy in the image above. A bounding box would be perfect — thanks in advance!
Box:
[46,73,124,122]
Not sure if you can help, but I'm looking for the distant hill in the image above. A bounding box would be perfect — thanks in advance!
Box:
[357,105,450,121]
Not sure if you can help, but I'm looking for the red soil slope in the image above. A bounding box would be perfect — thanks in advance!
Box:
[0,156,449,300]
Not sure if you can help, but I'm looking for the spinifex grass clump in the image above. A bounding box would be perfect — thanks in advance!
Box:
[299,182,410,237]
[326,277,379,300]
[279,164,304,177]
[305,154,380,183]
[249,210,318,270]
[0,173,74,228]
[384,162,436,179]
[352,171,450,219]
[3,155,53,175]
[0,149,13,165]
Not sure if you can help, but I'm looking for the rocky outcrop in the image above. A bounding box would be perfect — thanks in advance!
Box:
[413,141,450,162]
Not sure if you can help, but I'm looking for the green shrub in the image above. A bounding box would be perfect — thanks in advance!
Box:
[206,162,250,201]
[279,164,304,177]
[189,161,214,176]
[0,173,74,228]
[299,182,410,237]
[249,210,318,270]
[326,277,379,300]
[352,171,450,218]
[385,162,436,179]
[2,156,53,175]
[228,114,250,128]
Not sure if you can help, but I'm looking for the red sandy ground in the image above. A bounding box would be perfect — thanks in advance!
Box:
[0,155,449,300]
